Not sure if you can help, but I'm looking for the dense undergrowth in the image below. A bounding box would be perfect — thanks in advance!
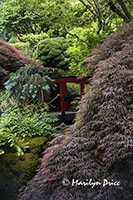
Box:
[0,136,49,200]
[0,91,58,156]
[0,89,59,200]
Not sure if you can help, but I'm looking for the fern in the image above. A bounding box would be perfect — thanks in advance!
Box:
[0,127,29,156]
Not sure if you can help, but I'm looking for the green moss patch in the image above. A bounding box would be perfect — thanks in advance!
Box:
[0,136,48,200]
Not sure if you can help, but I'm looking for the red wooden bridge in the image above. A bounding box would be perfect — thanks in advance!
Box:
[54,76,92,121]
[25,76,92,122]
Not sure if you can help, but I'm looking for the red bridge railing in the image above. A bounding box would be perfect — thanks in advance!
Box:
[54,76,92,118]
[25,76,92,121]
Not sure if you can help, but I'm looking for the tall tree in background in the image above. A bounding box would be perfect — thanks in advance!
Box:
[78,0,111,34]
[0,0,74,39]
[0,0,132,40]
[78,0,132,34]
[108,0,132,20]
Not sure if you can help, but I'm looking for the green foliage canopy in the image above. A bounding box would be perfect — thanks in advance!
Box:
[1,0,132,40]
[0,0,76,38]
[66,27,102,75]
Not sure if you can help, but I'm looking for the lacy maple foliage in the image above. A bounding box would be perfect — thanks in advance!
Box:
[0,39,41,90]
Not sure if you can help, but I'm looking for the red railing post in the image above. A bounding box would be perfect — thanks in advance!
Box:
[60,80,68,113]
[80,82,85,96]
[54,76,91,121]
[25,95,29,105]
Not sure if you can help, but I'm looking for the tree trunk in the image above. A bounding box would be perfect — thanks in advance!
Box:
[116,0,132,19]
[108,0,132,21]
[108,0,128,21]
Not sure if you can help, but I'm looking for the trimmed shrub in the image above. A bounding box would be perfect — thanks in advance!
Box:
[34,37,69,69]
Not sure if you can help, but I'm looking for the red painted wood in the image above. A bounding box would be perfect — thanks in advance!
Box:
[54,76,91,84]
[25,95,29,105]
[25,76,91,113]
[54,76,92,113]
[60,80,68,112]
[80,83,84,96]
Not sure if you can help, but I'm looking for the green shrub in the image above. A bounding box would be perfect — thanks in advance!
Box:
[12,33,49,57]
[0,95,29,156]
[0,126,29,156]
[0,106,58,155]
[34,37,69,69]
[13,41,33,57]
[0,84,58,156]
[4,65,56,105]
[0,92,19,117]
[0,95,21,116]
[0,91,8,104]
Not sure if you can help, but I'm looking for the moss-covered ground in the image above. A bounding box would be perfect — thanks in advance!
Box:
[0,136,49,200]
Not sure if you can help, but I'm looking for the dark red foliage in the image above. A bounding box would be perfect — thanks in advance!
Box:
[18,21,133,200]
[0,39,41,90]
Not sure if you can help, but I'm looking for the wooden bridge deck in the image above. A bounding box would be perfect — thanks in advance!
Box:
[47,111,76,122]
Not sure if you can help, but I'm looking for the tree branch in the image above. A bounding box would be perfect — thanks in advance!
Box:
[86,0,98,14]
[108,0,128,21]
[116,0,132,19]
[78,0,97,17]
[62,26,86,43]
